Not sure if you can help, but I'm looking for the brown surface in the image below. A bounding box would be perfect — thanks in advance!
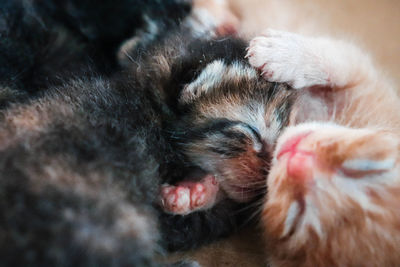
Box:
[175,1,400,266]
[167,227,267,266]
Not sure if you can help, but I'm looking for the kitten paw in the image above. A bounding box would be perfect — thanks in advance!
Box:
[160,175,219,215]
[247,29,329,89]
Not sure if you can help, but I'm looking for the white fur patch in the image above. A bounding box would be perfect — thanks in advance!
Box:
[180,60,257,103]
[247,29,371,90]
[282,201,301,237]
[226,61,257,80]
[181,60,226,103]
[342,158,395,172]
[294,195,324,239]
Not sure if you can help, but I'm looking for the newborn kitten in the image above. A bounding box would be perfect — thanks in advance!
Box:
[247,29,400,266]
[0,0,252,265]
[161,24,400,265]
[159,48,294,215]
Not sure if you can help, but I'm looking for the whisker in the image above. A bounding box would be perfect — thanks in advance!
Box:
[233,198,265,215]
[123,51,139,66]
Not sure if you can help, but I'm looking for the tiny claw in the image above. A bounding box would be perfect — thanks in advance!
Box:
[259,62,267,71]
[245,51,253,58]
[262,70,274,79]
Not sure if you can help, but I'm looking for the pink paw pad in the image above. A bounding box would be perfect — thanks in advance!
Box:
[191,183,206,207]
[160,175,219,215]
[161,186,191,214]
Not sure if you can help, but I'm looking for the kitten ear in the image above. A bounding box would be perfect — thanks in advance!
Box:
[180,60,227,103]
[180,60,257,103]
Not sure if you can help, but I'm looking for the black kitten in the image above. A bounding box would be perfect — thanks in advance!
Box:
[0,0,190,107]
[0,0,257,265]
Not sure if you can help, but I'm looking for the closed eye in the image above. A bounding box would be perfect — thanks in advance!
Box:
[232,123,263,153]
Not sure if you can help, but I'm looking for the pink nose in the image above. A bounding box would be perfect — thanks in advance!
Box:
[277,131,315,182]
[278,131,312,159]
[287,150,315,182]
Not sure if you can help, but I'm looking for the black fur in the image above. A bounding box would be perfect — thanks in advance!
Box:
[121,30,277,251]
[0,1,259,265]
[121,27,259,251]
[0,0,191,107]
[0,70,184,267]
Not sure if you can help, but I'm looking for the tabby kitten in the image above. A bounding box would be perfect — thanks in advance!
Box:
[160,26,400,266]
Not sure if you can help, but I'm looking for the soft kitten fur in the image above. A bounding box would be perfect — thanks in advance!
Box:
[248,29,400,266]
[162,6,400,265]
[0,0,257,265]
[0,0,191,106]
[160,51,294,215]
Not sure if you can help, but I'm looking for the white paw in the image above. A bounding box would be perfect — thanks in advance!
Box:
[247,29,329,89]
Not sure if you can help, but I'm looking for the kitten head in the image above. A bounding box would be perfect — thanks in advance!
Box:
[178,59,295,201]
[263,122,400,266]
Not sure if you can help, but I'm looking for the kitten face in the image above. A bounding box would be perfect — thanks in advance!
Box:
[263,122,400,266]
[179,60,296,201]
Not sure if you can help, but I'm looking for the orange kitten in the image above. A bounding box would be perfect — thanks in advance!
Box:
[248,29,400,266]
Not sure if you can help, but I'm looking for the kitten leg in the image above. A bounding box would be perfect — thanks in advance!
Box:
[160,174,220,215]
[247,29,375,90]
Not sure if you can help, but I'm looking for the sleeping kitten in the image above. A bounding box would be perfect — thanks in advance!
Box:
[145,1,400,264]
[247,29,400,266]
[159,24,400,266]
[159,46,294,215]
